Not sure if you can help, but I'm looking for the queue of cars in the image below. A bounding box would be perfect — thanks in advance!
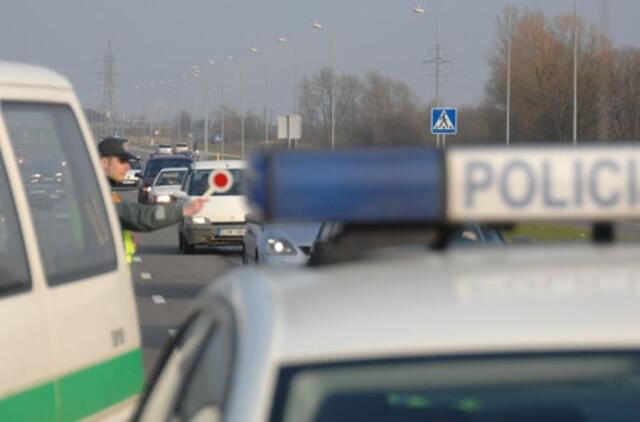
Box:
[137,154,194,204]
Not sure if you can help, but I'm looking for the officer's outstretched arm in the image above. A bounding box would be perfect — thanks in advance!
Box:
[116,201,183,232]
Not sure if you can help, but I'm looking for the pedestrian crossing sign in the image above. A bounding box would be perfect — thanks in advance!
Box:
[431,108,457,135]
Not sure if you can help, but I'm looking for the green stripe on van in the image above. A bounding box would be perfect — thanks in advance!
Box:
[0,348,144,422]
[0,382,56,422]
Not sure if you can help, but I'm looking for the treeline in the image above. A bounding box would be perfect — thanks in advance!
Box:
[481,7,640,143]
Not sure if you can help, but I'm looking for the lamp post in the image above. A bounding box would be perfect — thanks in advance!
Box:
[201,59,216,160]
[276,36,298,115]
[246,47,269,147]
[507,0,512,146]
[312,20,336,149]
[572,0,578,145]
[413,5,443,147]
[226,53,250,157]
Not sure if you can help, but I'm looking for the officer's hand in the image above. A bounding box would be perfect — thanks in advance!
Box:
[182,198,208,217]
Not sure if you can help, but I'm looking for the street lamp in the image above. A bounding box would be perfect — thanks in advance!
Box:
[507,0,512,146]
[226,53,248,157]
[246,47,270,147]
[312,20,336,149]
[413,5,443,147]
[276,36,298,115]
[202,59,216,159]
[572,0,578,145]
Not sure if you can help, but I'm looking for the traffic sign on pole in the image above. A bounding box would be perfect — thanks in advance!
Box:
[431,108,457,135]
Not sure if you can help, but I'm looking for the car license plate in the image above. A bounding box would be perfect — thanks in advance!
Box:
[218,228,245,237]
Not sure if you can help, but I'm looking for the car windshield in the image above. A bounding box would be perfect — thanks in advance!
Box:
[155,170,186,186]
[187,169,243,196]
[272,353,640,422]
[145,159,191,177]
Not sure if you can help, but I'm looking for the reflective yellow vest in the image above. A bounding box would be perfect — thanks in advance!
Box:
[123,230,136,264]
[113,191,137,264]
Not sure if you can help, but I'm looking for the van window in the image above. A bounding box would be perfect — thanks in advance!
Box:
[2,102,117,285]
[0,156,30,294]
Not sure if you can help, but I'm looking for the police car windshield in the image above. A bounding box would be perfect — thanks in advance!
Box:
[272,352,640,422]
[188,169,243,196]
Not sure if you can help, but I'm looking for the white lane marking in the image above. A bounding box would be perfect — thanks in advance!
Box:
[168,329,178,337]
[140,272,152,280]
[151,295,166,304]
[133,256,142,263]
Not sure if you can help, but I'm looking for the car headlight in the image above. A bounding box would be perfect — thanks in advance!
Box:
[156,195,171,203]
[189,216,209,225]
[142,186,151,192]
[266,238,296,255]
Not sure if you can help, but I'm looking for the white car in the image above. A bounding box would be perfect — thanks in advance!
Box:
[148,167,188,204]
[154,144,173,155]
[121,158,142,188]
[177,160,247,254]
[135,146,640,421]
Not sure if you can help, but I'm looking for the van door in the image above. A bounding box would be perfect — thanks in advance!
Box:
[0,143,54,420]
[2,101,143,421]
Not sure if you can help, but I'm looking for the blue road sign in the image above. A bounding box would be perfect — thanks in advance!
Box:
[431,108,457,135]
[214,133,222,143]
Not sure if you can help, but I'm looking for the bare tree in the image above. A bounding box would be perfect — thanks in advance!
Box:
[606,48,640,140]
[299,67,365,147]
[485,7,611,143]
[357,72,425,146]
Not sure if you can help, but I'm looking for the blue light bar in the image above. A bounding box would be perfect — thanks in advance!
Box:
[245,149,444,223]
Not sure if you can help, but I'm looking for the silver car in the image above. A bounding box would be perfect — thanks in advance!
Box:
[242,218,321,265]
[147,167,188,204]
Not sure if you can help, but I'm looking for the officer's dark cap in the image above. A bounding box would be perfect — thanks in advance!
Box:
[98,137,137,161]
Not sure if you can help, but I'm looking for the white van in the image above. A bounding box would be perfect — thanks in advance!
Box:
[0,62,142,420]
[177,160,247,254]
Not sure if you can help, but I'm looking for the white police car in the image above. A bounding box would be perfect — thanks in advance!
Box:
[134,147,640,422]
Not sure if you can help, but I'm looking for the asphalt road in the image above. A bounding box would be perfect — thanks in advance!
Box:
[118,189,242,375]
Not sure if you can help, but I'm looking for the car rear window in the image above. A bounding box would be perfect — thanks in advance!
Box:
[155,170,186,187]
[187,169,243,196]
[145,159,192,177]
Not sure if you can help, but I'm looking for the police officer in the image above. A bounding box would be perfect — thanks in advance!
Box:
[98,137,206,262]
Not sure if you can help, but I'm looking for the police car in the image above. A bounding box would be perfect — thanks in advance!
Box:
[0,62,143,420]
[135,147,640,421]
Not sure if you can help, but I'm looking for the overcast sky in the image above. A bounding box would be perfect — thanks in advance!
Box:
[1,0,638,118]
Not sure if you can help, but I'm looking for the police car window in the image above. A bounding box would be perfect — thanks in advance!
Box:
[271,352,640,422]
[2,102,116,285]
[188,169,243,196]
[174,304,235,420]
[0,156,30,294]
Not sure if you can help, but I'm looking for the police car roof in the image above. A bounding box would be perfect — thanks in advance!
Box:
[192,159,245,170]
[0,61,72,90]
[207,245,640,365]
